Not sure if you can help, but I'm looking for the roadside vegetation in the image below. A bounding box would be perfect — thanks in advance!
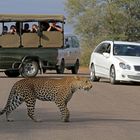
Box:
[65,0,140,66]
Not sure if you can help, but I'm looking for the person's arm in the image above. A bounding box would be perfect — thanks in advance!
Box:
[55,25,62,32]
[47,23,62,32]
[47,26,51,31]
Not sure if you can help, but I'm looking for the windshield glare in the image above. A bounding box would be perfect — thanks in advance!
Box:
[113,44,140,57]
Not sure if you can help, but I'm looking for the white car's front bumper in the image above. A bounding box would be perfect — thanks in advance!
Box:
[116,69,140,82]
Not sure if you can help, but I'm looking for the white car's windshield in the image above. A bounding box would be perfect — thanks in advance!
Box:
[113,44,140,57]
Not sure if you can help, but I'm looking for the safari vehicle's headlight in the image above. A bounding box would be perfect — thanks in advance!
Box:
[119,62,131,70]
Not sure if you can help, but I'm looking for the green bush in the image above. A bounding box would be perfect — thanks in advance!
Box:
[80,46,93,67]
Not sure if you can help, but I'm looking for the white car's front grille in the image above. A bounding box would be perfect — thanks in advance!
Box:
[134,66,140,71]
[128,75,140,80]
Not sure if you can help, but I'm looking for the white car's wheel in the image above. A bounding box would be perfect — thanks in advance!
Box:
[90,64,100,82]
[110,65,118,84]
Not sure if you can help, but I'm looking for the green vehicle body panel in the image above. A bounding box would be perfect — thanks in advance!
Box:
[0,48,58,69]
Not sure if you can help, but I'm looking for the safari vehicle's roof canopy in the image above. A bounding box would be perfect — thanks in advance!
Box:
[0,14,65,22]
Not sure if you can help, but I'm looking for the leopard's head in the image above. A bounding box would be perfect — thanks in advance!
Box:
[73,76,93,91]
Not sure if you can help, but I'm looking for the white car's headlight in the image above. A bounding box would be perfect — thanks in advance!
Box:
[119,62,131,70]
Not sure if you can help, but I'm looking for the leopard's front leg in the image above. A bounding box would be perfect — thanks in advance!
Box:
[25,98,40,122]
[55,101,70,122]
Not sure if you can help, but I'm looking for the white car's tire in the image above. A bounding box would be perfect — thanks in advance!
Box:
[110,65,118,84]
[90,63,100,82]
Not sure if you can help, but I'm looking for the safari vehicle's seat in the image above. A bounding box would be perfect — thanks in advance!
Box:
[0,34,20,48]
[22,33,40,48]
[41,32,63,48]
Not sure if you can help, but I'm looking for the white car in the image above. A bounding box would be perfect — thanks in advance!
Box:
[89,41,140,84]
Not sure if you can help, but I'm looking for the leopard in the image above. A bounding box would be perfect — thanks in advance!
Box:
[0,76,93,122]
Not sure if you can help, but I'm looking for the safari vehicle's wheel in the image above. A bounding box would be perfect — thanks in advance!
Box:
[42,68,47,73]
[20,60,39,77]
[5,70,20,77]
[110,65,118,84]
[56,59,65,74]
[71,60,79,74]
[90,63,100,82]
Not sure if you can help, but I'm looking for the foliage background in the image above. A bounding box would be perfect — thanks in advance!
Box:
[65,0,140,66]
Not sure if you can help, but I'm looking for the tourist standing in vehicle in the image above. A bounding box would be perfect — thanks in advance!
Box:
[23,23,30,33]
[9,25,16,34]
[31,24,38,33]
[3,26,8,34]
[47,21,62,32]
[40,21,49,31]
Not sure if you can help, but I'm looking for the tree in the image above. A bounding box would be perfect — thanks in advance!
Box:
[105,0,140,41]
[65,0,140,46]
[65,0,103,47]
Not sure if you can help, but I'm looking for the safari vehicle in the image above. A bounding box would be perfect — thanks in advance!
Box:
[0,14,80,77]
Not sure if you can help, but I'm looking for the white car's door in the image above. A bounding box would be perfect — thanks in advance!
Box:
[93,53,105,75]
[102,53,112,78]
[93,43,111,78]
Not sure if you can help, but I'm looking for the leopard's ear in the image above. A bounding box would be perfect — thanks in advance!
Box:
[74,76,80,80]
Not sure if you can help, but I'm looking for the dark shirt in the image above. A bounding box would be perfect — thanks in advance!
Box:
[50,25,61,31]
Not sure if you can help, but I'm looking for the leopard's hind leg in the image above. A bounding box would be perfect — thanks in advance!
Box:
[6,95,24,122]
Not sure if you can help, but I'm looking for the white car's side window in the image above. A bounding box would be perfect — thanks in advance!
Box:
[95,43,111,54]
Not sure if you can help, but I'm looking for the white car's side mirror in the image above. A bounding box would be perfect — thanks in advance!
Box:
[103,52,110,58]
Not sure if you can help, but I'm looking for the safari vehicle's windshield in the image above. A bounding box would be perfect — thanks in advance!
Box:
[0,14,65,48]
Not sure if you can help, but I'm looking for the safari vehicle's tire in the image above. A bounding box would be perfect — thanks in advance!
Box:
[90,63,100,82]
[110,65,118,84]
[71,60,79,74]
[42,68,47,73]
[5,70,20,77]
[20,60,39,77]
[56,59,65,74]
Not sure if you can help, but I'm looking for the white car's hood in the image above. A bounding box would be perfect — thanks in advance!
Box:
[115,56,140,65]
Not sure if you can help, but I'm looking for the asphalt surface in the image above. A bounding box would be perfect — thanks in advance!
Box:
[0,69,140,140]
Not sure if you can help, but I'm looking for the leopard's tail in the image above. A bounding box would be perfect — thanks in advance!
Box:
[0,95,12,116]
[0,87,16,116]
[0,106,7,115]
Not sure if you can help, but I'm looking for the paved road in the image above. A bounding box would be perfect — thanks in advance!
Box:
[0,71,140,140]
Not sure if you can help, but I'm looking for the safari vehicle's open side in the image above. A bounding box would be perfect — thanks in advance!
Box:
[0,14,80,77]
